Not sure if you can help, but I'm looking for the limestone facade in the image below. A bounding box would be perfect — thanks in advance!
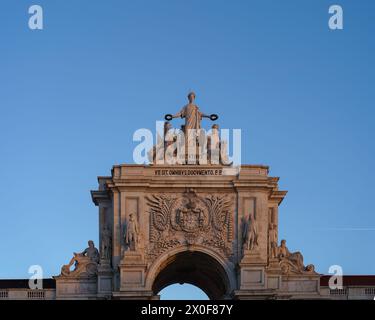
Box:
[51,163,323,299]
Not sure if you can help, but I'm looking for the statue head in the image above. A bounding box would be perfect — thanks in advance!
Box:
[280,239,286,247]
[187,92,196,103]
[88,240,94,248]
[212,124,219,130]
[305,264,315,273]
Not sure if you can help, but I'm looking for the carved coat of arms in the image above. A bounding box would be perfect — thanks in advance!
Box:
[146,189,233,261]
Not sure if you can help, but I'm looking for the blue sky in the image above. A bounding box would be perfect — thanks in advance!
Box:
[0,0,374,299]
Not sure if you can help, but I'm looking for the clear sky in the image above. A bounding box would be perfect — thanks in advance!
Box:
[0,0,374,299]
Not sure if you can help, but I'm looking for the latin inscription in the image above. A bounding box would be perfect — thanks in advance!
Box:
[154,169,222,176]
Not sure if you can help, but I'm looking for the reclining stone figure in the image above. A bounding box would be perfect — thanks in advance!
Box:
[60,240,100,278]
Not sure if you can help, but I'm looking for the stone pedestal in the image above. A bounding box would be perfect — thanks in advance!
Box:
[119,251,147,293]
[97,259,113,298]
[265,259,283,291]
[54,277,98,300]
[239,251,267,291]
[279,274,321,299]
[241,250,263,264]
[114,251,154,299]
[234,289,276,300]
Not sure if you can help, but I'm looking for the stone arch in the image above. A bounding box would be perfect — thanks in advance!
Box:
[145,245,236,299]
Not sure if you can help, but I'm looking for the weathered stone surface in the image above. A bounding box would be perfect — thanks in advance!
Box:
[80,162,320,299]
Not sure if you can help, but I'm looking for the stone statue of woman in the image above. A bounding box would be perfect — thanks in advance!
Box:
[171,92,210,131]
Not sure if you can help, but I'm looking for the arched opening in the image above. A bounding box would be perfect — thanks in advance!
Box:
[152,251,230,300]
[159,284,209,300]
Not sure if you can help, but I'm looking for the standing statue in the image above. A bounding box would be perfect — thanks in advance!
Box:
[125,213,139,251]
[101,226,112,260]
[242,212,258,251]
[165,92,218,131]
[171,92,209,130]
[269,223,278,258]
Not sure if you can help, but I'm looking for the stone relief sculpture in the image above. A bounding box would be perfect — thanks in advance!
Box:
[124,213,139,251]
[242,212,259,251]
[146,189,232,261]
[101,226,112,260]
[207,124,232,165]
[148,121,175,164]
[277,239,316,274]
[60,240,100,278]
[81,240,100,263]
[269,223,278,258]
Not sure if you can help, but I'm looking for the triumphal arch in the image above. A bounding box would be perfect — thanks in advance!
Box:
[54,93,320,299]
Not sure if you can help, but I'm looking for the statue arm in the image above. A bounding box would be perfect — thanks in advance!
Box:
[68,256,76,266]
[172,106,185,118]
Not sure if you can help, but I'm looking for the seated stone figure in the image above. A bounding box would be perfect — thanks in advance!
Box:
[81,240,100,263]
[60,240,99,278]
[277,239,315,274]
[148,121,173,164]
